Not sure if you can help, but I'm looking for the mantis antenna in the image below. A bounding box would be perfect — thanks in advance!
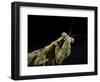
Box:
[68,19,74,36]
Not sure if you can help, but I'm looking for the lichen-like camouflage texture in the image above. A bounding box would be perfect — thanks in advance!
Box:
[28,32,74,66]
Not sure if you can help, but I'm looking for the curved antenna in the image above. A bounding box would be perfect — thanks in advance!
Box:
[69,19,74,36]
[72,34,86,37]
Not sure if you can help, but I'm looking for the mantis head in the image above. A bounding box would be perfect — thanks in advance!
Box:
[62,32,74,43]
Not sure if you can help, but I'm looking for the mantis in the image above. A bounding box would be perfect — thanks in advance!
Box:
[28,19,76,66]
[28,32,74,66]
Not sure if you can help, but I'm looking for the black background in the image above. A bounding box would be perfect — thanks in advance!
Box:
[28,15,88,65]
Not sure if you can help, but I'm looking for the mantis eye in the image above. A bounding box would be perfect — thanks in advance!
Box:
[62,32,67,38]
[71,37,74,43]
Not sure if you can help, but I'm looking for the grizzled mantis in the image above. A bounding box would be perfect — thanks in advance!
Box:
[28,19,75,66]
[28,32,74,66]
